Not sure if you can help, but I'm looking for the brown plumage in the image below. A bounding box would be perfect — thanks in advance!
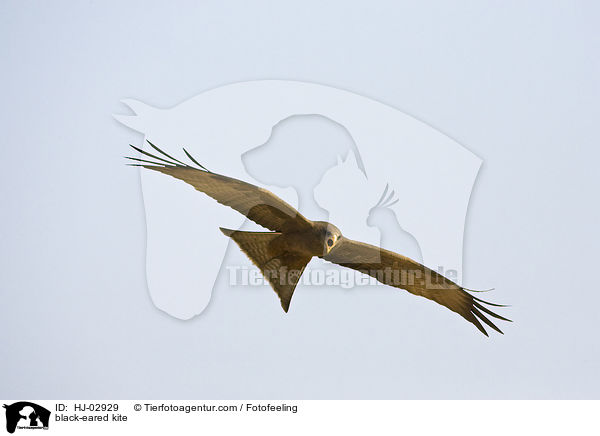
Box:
[127,141,511,336]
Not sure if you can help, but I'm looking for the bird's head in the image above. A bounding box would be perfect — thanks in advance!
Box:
[315,222,343,254]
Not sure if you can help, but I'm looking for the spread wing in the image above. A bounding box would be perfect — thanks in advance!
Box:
[323,237,510,336]
[126,141,312,233]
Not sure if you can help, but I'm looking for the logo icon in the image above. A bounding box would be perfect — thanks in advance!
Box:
[3,402,50,434]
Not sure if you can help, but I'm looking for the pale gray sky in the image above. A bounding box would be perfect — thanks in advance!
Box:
[1,0,599,398]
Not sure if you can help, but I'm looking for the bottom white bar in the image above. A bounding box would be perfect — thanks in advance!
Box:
[1,400,596,436]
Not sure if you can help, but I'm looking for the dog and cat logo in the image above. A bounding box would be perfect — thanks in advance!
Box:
[2,402,50,433]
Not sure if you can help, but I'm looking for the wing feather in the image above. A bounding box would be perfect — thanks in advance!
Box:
[323,237,510,336]
[128,143,312,233]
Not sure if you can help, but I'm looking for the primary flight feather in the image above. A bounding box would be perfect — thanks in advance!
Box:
[127,141,510,336]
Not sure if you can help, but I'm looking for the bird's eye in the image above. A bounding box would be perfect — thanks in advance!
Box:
[327,239,334,247]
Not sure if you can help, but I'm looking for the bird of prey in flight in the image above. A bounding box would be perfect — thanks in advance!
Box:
[127,141,510,336]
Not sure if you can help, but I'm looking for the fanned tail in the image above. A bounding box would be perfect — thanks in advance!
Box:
[220,228,310,312]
